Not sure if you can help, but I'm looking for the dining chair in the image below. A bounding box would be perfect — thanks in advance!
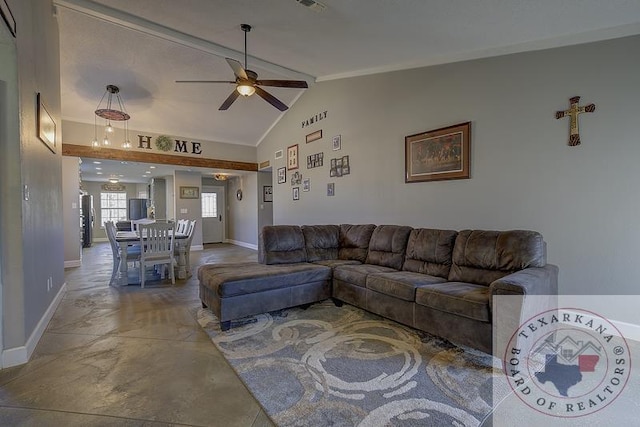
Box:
[175,220,196,275]
[176,219,188,234]
[138,222,175,288]
[132,218,156,232]
[105,221,140,286]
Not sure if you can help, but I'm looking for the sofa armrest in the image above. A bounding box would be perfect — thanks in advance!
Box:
[489,264,558,297]
[490,264,558,359]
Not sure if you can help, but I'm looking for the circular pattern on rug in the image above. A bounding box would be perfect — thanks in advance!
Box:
[357,398,479,426]
[302,330,422,399]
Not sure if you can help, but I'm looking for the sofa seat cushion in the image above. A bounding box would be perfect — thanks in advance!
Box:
[415,282,491,322]
[198,262,331,298]
[333,264,397,288]
[366,271,447,302]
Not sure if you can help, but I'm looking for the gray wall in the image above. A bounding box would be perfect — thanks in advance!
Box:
[62,156,81,265]
[174,171,203,247]
[257,35,640,295]
[227,173,259,247]
[0,0,63,350]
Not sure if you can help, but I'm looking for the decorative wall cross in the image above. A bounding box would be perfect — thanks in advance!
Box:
[555,96,596,146]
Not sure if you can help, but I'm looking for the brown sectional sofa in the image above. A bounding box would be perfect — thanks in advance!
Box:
[198,224,558,355]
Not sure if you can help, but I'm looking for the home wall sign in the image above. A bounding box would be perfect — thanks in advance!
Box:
[301,110,328,128]
[137,135,203,155]
[555,96,596,146]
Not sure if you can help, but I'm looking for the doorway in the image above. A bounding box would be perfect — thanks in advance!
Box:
[202,186,225,243]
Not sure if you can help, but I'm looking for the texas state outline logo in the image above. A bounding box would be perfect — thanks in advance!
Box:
[504,307,631,418]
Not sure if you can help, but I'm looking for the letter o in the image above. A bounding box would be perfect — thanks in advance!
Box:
[611,377,620,386]
[536,397,546,406]
[510,358,519,366]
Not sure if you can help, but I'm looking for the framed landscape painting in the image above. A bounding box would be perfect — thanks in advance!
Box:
[405,121,470,183]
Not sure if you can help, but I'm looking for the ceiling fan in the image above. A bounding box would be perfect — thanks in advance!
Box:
[176,24,308,111]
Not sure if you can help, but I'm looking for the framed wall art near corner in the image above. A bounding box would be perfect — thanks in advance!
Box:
[287,144,299,170]
[277,167,287,184]
[263,185,273,202]
[292,187,300,201]
[37,93,56,153]
[405,121,471,183]
[179,186,199,199]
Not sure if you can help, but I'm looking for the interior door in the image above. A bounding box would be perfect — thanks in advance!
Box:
[202,186,225,243]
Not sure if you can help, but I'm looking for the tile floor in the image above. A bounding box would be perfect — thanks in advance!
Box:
[0,242,275,427]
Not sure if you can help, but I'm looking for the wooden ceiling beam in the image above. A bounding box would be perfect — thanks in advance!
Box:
[62,143,258,172]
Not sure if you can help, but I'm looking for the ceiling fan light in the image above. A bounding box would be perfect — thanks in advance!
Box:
[237,84,255,97]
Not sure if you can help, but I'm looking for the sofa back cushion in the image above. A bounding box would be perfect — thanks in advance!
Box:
[403,228,458,278]
[449,229,546,285]
[259,225,307,265]
[365,225,413,270]
[338,224,376,262]
[302,225,340,262]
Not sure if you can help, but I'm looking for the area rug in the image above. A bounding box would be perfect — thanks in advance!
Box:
[197,300,510,426]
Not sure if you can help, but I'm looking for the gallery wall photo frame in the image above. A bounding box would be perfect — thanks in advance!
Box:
[292,187,300,201]
[277,167,287,184]
[179,186,200,199]
[405,121,471,183]
[37,93,56,154]
[263,185,273,202]
[305,129,322,143]
[1,0,16,38]
[287,144,299,170]
[332,135,342,151]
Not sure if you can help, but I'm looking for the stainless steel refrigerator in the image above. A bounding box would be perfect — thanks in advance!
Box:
[128,198,148,220]
[81,195,94,248]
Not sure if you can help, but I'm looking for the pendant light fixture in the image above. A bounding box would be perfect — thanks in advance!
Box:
[92,85,131,149]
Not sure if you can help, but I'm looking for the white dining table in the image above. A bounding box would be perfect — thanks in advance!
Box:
[115,230,189,286]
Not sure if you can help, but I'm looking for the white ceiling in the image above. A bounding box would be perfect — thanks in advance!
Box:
[58,0,640,179]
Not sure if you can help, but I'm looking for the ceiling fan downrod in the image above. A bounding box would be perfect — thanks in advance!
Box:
[241,24,251,70]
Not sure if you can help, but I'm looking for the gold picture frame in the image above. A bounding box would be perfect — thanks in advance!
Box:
[405,122,471,183]
[305,129,322,143]
[179,186,200,199]
[287,144,299,170]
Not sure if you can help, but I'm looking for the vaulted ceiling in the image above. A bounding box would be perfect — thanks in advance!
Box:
[56,0,640,149]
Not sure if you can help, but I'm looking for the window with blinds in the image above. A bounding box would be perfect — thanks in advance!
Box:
[201,193,217,218]
[100,192,127,225]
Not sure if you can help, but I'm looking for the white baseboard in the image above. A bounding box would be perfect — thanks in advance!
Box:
[226,239,258,251]
[2,282,68,368]
[190,244,204,252]
[64,259,81,268]
[93,238,108,243]
[559,309,640,342]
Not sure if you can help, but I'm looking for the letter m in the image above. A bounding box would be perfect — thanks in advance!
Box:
[174,140,188,152]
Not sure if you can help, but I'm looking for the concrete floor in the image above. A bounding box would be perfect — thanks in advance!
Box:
[0,243,275,427]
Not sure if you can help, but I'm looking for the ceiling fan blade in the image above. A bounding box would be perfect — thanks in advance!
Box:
[254,86,288,111]
[219,90,240,110]
[256,80,309,89]
[175,80,235,84]
[226,58,248,80]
